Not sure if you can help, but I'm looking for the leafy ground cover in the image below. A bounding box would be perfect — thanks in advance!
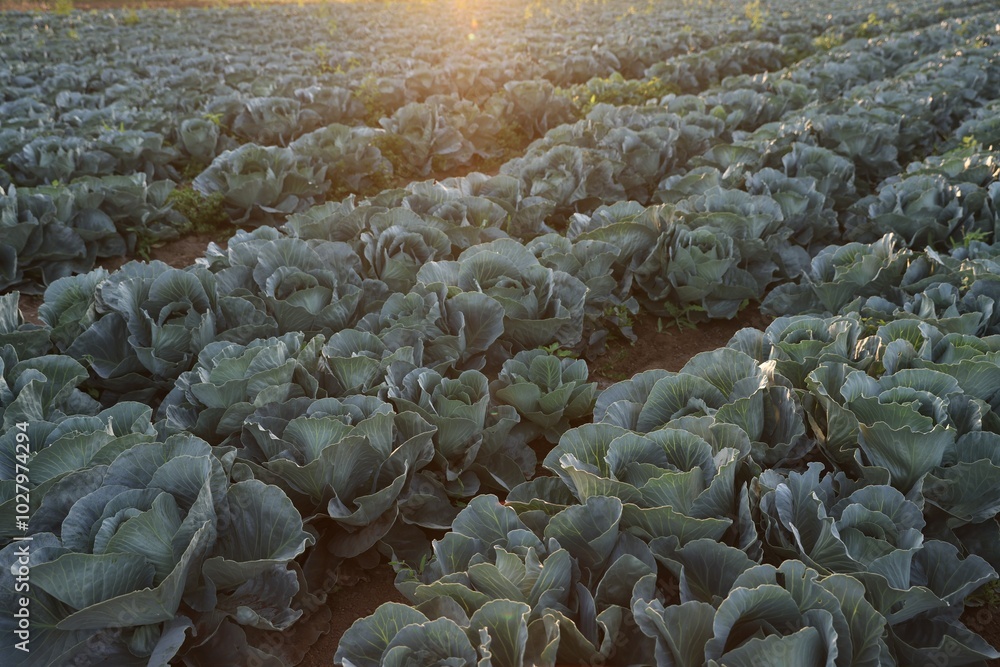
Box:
[4,0,1000,665]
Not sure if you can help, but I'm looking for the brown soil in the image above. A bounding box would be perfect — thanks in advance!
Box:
[963,603,1000,666]
[591,304,772,389]
[18,293,43,326]
[299,563,407,667]
[101,232,227,273]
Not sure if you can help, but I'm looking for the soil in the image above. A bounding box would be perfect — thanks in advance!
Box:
[18,293,43,326]
[590,304,772,389]
[963,604,1000,666]
[101,232,227,273]
[298,563,407,667]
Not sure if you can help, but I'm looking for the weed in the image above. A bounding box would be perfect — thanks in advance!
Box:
[132,234,155,261]
[166,187,229,235]
[53,0,73,15]
[541,342,579,359]
[950,228,992,249]
[595,346,630,382]
[856,12,883,38]
[312,43,336,74]
[564,74,679,116]
[320,133,422,203]
[813,31,844,51]
[973,581,1000,607]
[858,315,887,338]
[180,159,209,182]
[370,132,418,181]
[603,303,634,330]
[743,0,765,31]
[657,302,706,332]
[353,74,390,127]
[429,154,450,173]
[123,9,139,26]
[389,553,431,575]
[960,136,980,150]
[474,121,529,173]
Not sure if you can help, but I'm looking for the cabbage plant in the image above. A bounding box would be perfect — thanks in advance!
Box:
[0,402,154,542]
[527,233,638,354]
[193,143,328,226]
[205,230,388,337]
[758,463,924,574]
[761,234,914,317]
[847,173,970,248]
[337,599,551,667]
[65,261,219,403]
[388,368,526,499]
[490,349,597,444]
[385,494,658,666]
[596,348,812,467]
[635,223,758,320]
[632,558,891,667]
[416,239,587,355]
[513,420,758,554]
[727,313,869,389]
[357,284,505,373]
[158,332,324,444]
[0,435,312,666]
[806,363,987,493]
[0,292,50,360]
[238,395,437,558]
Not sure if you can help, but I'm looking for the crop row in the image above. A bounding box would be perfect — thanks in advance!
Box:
[2,1,1000,666]
[3,0,996,291]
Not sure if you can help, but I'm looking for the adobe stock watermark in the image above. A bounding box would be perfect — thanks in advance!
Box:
[11,420,33,654]
[245,564,345,667]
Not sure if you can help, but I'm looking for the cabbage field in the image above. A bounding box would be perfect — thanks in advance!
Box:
[3,0,1000,664]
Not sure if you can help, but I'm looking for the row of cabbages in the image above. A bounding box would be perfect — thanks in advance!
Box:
[1,0,822,188]
[0,175,187,292]
[3,190,1000,665]
[6,254,1000,665]
[761,147,1000,320]
[2,0,993,294]
[500,13,1000,219]
[338,293,1000,666]
[0,15,813,290]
